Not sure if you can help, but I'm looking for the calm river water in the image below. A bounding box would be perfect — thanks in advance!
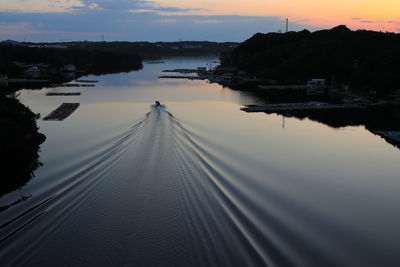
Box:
[1,57,400,266]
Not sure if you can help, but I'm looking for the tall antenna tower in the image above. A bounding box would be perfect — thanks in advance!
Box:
[101,33,104,42]
[285,18,289,33]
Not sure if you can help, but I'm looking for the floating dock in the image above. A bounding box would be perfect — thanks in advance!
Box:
[6,79,49,84]
[258,85,308,90]
[76,79,98,83]
[50,83,95,87]
[146,61,165,64]
[162,69,198,73]
[43,103,80,121]
[241,102,365,113]
[46,92,81,96]
[159,75,202,80]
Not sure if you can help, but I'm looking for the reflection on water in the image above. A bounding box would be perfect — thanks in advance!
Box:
[1,57,400,266]
[0,140,42,199]
[257,109,400,149]
[0,147,42,200]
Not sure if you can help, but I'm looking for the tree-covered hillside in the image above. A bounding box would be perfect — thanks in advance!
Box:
[221,25,400,94]
[0,45,142,76]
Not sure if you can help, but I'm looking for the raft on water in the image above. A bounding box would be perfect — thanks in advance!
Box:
[43,103,80,121]
[46,92,81,96]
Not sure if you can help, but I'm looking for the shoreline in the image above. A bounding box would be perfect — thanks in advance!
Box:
[0,95,46,196]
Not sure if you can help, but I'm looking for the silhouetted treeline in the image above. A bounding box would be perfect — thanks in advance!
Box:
[26,41,237,58]
[221,25,400,94]
[0,45,142,76]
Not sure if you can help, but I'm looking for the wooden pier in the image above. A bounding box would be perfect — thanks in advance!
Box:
[43,103,80,121]
[241,102,365,113]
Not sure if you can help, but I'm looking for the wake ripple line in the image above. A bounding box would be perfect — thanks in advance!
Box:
[170,114,298,267]
[0,115,148,251]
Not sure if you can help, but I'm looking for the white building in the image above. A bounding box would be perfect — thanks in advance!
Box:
[63,64,76,72]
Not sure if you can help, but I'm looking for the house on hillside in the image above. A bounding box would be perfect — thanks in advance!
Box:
[183,44,202,49]
[63,64,76,72]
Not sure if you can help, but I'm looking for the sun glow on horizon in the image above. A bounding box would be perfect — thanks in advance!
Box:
[147,0,400,32]
[0,0,399,41]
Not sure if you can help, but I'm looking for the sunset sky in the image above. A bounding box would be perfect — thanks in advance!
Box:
[0,0,399,42]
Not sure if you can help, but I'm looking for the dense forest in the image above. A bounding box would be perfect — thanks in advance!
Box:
[221,25,400,94]
[53,41,237,58]
[0,45,143,77]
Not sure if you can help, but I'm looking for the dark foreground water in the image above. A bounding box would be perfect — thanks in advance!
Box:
[1,57,400,266]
